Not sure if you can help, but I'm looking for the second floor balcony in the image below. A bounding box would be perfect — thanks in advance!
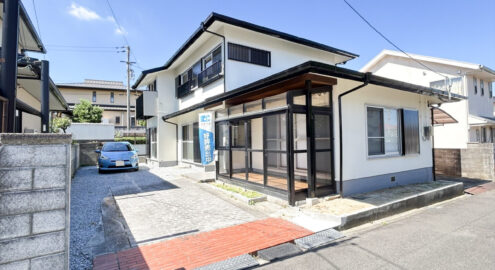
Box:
[176,60,223,99]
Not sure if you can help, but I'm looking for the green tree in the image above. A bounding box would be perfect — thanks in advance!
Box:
[53,117,72,133]
[72,99,103,123]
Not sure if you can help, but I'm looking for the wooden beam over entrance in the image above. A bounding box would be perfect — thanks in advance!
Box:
[225,73,337,106]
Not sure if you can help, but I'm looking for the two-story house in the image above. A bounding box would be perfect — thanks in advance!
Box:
[133,13,463,205]
[361,49,495,180]
[0,0,68,133]
[57,79,142,128]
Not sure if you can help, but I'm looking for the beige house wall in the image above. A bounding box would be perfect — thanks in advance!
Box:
[58,87,142,127]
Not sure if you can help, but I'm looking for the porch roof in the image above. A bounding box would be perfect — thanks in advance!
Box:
[433,107,458,125]
[162,61,465,121]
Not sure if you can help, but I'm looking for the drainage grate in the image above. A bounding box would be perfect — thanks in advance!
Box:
[295,229,344,250]
[257,243,302,262]
[194,254,259,270]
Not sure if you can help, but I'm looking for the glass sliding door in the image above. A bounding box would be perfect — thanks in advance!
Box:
[310,89,334,196]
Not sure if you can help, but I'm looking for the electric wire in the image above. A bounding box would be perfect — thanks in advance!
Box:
[342,0,449,82]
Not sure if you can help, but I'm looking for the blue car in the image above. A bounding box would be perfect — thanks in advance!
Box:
[95,142,139,173]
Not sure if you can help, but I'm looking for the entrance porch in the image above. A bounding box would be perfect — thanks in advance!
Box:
[215,74,337,205]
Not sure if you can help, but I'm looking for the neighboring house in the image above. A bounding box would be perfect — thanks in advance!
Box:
[133,13,462,204]
[0,0,68,133]
[57,79,142,128]
[362,50,495,179]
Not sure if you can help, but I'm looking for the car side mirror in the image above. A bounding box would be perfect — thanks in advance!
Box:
[95,150,101,154]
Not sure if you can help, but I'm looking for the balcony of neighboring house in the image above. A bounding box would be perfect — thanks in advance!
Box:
[136,90,158,120]
[176,60,223,98]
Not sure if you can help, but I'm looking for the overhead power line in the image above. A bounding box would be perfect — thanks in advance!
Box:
[342,0,448,82]
[104,0,141,66]
[46,45,121,49]
[32,0,41,39]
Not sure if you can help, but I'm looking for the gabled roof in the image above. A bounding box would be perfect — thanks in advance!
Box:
[162,61,465,121]
[133,12,359,89]
[0,0,46,53]
[361,50,495,76]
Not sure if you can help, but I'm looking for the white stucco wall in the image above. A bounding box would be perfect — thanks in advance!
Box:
[333,79,433,181]
[433,100,469,149]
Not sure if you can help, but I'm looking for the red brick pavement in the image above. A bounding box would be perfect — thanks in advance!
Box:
[93,218,312,270]
[465,182,495,195]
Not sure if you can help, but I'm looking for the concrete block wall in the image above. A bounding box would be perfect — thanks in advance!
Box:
[460,143,495,180]
[79,142,98,166]
[0,134,72,270]
[434,149,461,177]
[70,144,80,177]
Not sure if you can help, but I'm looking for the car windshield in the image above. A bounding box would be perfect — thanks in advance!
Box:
[102,143,132,152]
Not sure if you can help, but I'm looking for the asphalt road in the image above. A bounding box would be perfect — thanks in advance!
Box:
[258,189,495,270]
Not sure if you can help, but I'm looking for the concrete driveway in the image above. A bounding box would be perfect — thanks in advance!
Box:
[70,165,265,270]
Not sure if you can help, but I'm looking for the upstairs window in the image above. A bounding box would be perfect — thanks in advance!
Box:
[473,77,478,95]
[481,80,485,96]
[115,116,120,124]
[175,45,223,98]
[148,80,156,91]
[110,92,114,103]
[228,43,271,67]
[92,91,97,102]
[490,82,493,98]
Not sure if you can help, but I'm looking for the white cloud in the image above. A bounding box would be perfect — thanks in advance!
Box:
[68,3,101,21]
[115,27,127,35]
[68,3,127,35]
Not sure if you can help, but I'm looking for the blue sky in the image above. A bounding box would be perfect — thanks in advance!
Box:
[23,0,495,86]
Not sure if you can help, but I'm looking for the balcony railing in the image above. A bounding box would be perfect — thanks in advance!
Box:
[198,61,222,86]
[176,61,223,99]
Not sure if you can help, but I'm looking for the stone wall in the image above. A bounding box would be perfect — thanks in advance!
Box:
[434,149,461,177]
[460,143,495,180]
[0,134,72,270]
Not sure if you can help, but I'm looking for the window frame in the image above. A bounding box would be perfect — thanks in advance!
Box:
[115,116,120,125]
[473,77,478,95]
[481,79,485,96]
[92,91,97,102]
[365,105,403,159]
[110,92,114,103]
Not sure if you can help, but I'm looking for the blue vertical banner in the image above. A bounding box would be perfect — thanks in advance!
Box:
[199,112,215,165]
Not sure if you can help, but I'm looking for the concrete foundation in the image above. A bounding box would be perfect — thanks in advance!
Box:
[0,134,72,270]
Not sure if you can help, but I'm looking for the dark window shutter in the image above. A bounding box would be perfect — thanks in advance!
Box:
[402,109,420,154]
[175,76,180,98]
[228,43,270,67]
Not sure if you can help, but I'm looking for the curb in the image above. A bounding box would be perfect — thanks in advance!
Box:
[337,181,464,230]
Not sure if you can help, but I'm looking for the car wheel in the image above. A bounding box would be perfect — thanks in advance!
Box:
[134,167,139,172]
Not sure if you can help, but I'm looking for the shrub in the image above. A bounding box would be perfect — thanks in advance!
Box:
[115,136,146,144]
[73,99,103,123]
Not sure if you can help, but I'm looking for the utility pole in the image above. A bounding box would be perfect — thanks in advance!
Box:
[120,46,134,131]
[126,46,131,131]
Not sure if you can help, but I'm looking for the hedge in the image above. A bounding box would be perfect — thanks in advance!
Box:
[115,136,146,144]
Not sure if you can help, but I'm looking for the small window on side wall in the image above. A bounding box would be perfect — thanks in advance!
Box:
[110,92,114,103]
[473,77,478,95]
[92,91,97,102]
[115,116,120,125]
[481,80,485,96]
